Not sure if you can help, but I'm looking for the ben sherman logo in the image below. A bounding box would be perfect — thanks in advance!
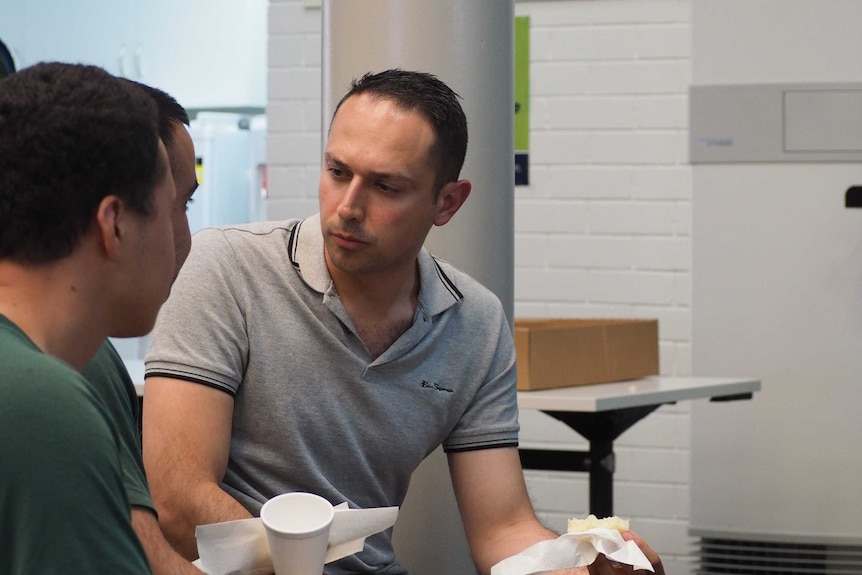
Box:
[421,380,454,394]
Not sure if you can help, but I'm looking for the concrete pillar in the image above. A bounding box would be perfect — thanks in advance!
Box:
[322,3,515,575]
[321,0,515,323]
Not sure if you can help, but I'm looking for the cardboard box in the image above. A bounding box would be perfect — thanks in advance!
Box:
[514,318,659,391]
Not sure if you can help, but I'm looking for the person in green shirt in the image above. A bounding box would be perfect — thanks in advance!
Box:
[0,61,175,574]
[82,81,202,575]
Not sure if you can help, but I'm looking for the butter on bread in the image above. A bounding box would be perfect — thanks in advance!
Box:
[567,514,630,532]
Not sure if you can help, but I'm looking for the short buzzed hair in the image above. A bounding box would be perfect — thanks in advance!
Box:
[125,80,190,147]
[0,62,161,264]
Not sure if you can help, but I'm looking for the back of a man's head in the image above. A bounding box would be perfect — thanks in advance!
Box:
[0,62,161,264]
[124,79,190,147]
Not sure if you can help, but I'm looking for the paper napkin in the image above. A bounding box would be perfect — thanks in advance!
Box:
[194,502,399,575]
[490,527,654,575]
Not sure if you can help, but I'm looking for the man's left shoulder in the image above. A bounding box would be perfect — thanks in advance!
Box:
[428,255,504,312]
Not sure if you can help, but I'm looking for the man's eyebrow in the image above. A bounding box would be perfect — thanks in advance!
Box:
[323,153,346,169]
[373,171,416,187]
[324,153,417,187]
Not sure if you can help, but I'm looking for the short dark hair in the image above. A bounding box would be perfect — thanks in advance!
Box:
[0,62,162,264]
[125,80,190,148]
[333,69,468,193]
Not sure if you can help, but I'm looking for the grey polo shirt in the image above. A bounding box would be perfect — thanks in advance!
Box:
[146,214,519,574]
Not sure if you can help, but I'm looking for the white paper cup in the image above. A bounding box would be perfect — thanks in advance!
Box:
[260,492,334,575]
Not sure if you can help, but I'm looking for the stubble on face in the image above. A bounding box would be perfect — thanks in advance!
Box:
[166,124,197,279]
[319,94,441,282]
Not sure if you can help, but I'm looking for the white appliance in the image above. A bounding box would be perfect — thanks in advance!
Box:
[691,161,862,572]
[187,112,267,234]
[111,112,267,362]
[689,3,862,572]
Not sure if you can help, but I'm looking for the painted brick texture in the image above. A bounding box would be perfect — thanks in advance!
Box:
[515,2,692,571]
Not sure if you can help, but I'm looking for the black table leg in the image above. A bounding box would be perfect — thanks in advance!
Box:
[589,439,614,517]
[518,404,662,517]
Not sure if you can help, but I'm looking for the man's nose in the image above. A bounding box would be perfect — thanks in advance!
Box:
[337,180,365,221]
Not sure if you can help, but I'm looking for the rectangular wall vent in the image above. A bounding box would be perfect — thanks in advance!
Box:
[695,537,862,574]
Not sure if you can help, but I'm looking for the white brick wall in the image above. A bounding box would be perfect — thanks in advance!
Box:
[515,1,693,572]
[267,1,693,573]
[266,0,322,220]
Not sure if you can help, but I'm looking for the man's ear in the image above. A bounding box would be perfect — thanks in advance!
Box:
[95,195,123,260]
[433,179,472,227]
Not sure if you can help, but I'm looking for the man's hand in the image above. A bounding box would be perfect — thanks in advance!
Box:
[587,531,665,575]
[130,507,203,574]
[544,530,665,575]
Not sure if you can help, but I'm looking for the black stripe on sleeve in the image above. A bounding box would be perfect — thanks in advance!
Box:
[443,441,519,454]
[144,371,236,398]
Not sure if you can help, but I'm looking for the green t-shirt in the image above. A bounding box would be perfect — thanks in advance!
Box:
[0,316,151,574]
[82,340,155,512]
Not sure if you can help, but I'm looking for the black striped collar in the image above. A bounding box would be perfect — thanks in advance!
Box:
[287,214,464,316]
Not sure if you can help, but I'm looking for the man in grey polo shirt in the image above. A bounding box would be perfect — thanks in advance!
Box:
[142,69,664,575]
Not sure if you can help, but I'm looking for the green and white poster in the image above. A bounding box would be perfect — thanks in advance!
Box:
[515,16,530,186]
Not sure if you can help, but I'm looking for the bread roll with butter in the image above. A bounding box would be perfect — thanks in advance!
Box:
[567,514,630,532]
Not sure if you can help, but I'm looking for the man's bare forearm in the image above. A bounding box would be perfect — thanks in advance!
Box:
[155,482,254,560]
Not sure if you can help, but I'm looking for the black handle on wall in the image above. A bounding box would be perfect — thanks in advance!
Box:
[0,39,15,79]
[845,186,862,208]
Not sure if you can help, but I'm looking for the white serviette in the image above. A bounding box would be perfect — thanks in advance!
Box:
[490,528,654,575]
[193,503,398,575]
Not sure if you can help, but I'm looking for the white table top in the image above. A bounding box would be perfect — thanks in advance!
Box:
[128,359,760,413]
[517,375,761,412]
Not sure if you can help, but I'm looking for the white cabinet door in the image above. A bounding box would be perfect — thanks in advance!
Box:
[130,0,267,109]
[17,0,266,108]
[692,164,862,540]
[22,0,132,76]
